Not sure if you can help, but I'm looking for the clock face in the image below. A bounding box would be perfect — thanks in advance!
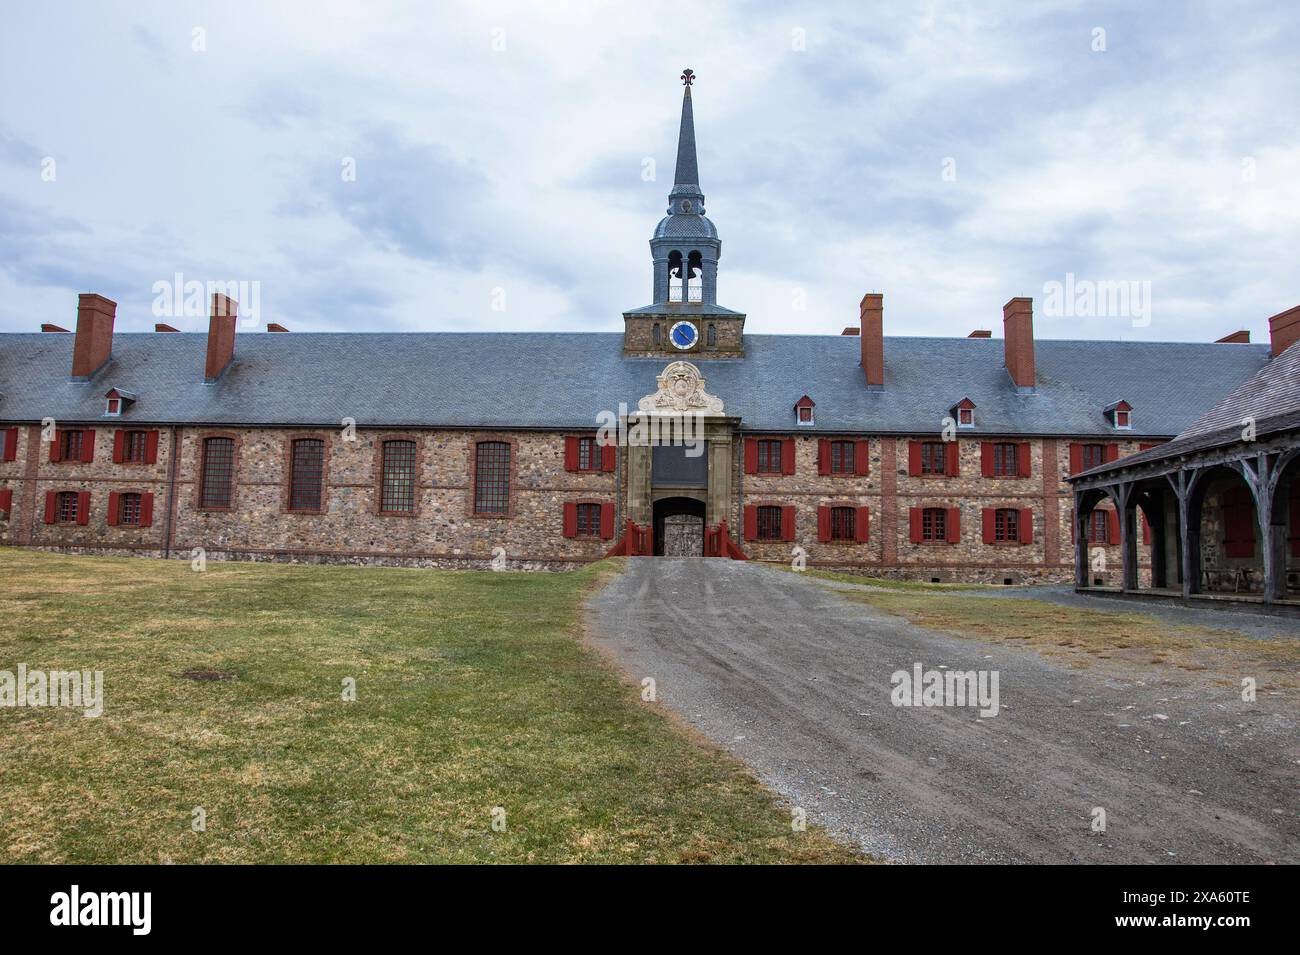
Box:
[669,321,698,350]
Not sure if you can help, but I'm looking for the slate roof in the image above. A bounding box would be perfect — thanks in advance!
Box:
[1069,340,1300,479]
[0,331,1271,436]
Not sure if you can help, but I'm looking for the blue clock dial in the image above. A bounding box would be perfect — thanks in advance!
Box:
[670,321,698,349]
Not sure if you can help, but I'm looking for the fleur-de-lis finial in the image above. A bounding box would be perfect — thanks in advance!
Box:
[680,68,695,87]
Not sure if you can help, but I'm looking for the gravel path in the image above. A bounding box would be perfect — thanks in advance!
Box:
[587,559,1299,864]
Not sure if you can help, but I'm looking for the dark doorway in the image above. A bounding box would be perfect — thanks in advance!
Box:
[653,496,706,556]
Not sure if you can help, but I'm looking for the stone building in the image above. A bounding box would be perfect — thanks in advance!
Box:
[0,74,1293,584]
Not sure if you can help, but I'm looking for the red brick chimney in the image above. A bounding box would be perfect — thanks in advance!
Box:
[155,323,179,333]
[205,293,238,382]
[1215,330,1250,344]
[860,293,884,389]
[1268,305,1300,357]
[841,326,860,336]
[71,293,116,380]
[41,323,70,333]
[266,322,289,333]
[968,329,992,338]
[1002,297,1035,390]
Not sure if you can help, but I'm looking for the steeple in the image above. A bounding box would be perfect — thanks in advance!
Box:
[622,69,745,357]
[669,69,703,213]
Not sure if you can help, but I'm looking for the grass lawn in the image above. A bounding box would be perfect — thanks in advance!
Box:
[0,548,862,864]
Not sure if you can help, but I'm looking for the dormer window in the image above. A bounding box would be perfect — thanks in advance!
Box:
[104,388,137,417]
[1105,400,1133,430]
[951,397,976,429]
[795,395,816,427]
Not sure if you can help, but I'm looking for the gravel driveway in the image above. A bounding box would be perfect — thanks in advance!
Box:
[587,559,1299,864]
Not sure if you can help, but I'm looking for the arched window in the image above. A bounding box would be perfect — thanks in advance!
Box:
[652,323,661,345]
[667,251,683,302]
[687,251,703,302]
[706,323,717,347]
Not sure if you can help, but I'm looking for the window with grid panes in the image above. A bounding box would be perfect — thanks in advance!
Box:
[757,440,783,474]
[922,507,946,541]
[994,508,1019,542]
[1087,510,1108,544]
[380,440,417,513]
[830,506,855,541]
[119,492,142,526]
[289,439,325,511]
[993,443,1019,477]
[577,436,599,471]
[475,441,511,515]
[200,437,235,508]
[830,440,854,474]
[1081,444,1106,470]
[125,430,148,464]
[576,503,600,536]
[61,430,83,462]
[57,491,79,523]
[757,505,782,540]
[921,442,946,475]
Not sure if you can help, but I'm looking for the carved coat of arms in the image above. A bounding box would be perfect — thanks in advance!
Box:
[637,361,725,415]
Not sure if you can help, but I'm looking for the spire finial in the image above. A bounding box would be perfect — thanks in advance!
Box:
[680,68,695,87]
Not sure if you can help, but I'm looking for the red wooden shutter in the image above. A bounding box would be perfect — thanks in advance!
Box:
[854,440,870,476]
[0,489,11,514]
[80,431,95,463]
[140,493,155,528]
[980,443,994,477]
[2,427,17,462]
[1018,443,1032,478]
[563,436,579,472]
[1105,443,1120,463]
[945,442,960,476]
[781,505,796,541]
[600,444,616,472]
[1069,443,1083,474]
[781,439,795,475]
[112,430,125,463]
[1019,508,1033,544]
[817,439,831,475]
[145,430,160,465]
[743,505,757,541]
[908,441,921,476]
[107,491,120,526]
[1107,510,1119,545]
[562,501,578,537]
[855,506,870,543]
[76,491,90,525]
[43,491,56,523]
[50,431,62,462]
[817,505,831,542]
[909,507,923,543]
[982,508,995,544]
[946,507,961,543]
[599,503,614,539]
[743,438,758,474]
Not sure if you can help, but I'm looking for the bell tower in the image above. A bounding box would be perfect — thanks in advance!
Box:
[624,69,746,357]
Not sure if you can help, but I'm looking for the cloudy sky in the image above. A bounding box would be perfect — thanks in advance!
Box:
[1,1,1297,343]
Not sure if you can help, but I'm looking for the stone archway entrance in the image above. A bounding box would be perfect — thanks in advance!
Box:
[654,496,706,556]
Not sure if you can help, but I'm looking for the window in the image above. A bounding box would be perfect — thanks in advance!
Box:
[61,430,83,462]
[577,436,599,471]
[56,491,79,524]
[1087,510,1109,544]
[576,503,601,537]
[992,443,1019,477]
[106,397,122,416]
[994,508,1019,543]
[1222,486,1256,558]
[830,506,856,541]
[1081,443,1106,470]
[830,440,855,474]
[958,407,974,427]
[118,492,142,526]
[125,430,148,464]
[1115,409,1131,429]
[922,507,947,542]
[474,441,511,515]
[199,437,235,508]
[757,439,784,474]
[707,323,717,347]
[756,505,783,541]
[653,323,662,345]
[289,438,325,512]
[798,406,812,423]
[921,442,947,475]
[380,440,417,513]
